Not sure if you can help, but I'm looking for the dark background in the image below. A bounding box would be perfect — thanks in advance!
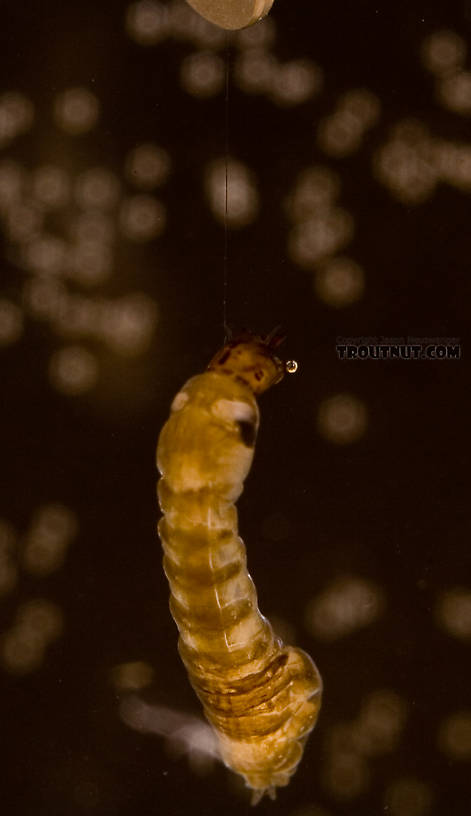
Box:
[0,1,469,814]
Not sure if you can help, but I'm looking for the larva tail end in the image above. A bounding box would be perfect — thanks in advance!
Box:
[208,328,286,395]
[250,785,277,806]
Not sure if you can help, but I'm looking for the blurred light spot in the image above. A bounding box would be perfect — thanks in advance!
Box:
[437,71,471,115]
[421,29,467,77]
[126,0,169,45]
[322,750,369,800]
[384,777,433,816]
[32,165,70,209]
[1,625,44,674]
[205,157,258,228]
[356,689,407,755]
[110,661,155,691]
[373,120,437,204]
[16,598,64,642]
[120,194,166,241]
[0,159,24,210]
[0,91,34,146]
[170,0,226,48]
[75,168,120,210]
[326,721,362,755]
[305,575,383,640]
[1,595,64,675]
[317,393,367,445]
[286,166,340,221]
[435,587,471,640]
[235,17,276,49]
[270,59,323,107]
[99,293,158,355]
[180,52,225,97]
[438,710,471,760]
[326,690,406,763]
[73,211,115,245]
[54,87,100,135]
[338,88,381,129]
[125,142,171,189]
[0,520,16,549]
[5,202,44,242]
[67,211,115,286]
[317,112,364,157]
[314,256,364,307]
[0,519,17,597]
[289,208,353,268]
[23,503,77,576]
[0,561,17,597]
[23,278,67,322]
[51,294,99,339]
[120,695,220,773]
[234,50,277,95]
[0,299,23,346]
[434,140,471,191]
[68,240,113,287]
[49,345,99,395]
[23,235,67,276]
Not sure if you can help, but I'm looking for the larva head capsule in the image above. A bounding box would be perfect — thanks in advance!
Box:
[208,329,286,395]
[185,0,275,31]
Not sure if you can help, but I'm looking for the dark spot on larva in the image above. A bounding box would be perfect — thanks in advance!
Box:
[235,375,249,390]
[254,370,264,382]
[237,419,257,448]
[218,350,231,365]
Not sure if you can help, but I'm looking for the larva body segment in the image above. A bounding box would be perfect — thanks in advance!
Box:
[157,334,322,802]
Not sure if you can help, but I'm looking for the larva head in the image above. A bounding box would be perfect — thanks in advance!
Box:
[208,329,286,395]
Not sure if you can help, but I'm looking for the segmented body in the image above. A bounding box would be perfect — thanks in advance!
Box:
[156,334,322,802]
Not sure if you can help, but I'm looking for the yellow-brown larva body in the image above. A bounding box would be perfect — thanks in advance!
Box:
[185,0,275,31]
[157,333,322,803]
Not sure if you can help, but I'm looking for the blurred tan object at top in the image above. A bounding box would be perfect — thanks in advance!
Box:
[185,0,274,30]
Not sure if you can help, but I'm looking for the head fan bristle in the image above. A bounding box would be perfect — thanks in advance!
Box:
[263,325,286,350]
[224,326,286,349]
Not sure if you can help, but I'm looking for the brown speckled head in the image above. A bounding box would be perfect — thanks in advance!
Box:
[207,329,286,395]
[185,0,275,31]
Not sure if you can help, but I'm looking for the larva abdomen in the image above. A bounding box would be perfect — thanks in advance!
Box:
[157,334,322,801]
